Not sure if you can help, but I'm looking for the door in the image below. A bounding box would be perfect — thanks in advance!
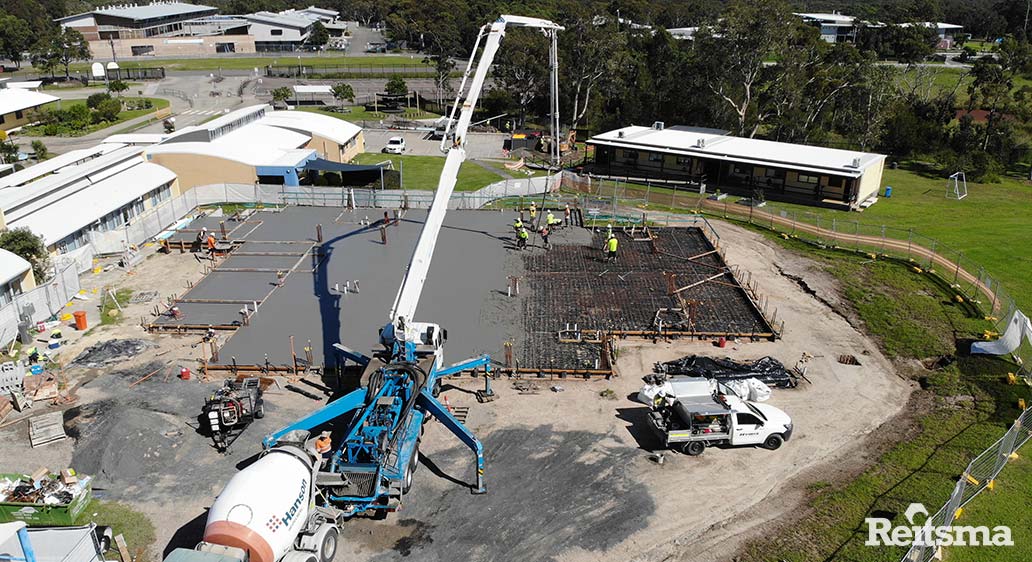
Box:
[731,412,766,445]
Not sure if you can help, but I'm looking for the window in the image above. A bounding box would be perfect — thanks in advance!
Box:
[0,114,5,124]
[131,45,155,56]
[215,42,236,53]
[827,176,845,188]
[733,164,752,175]
[797,174,819,184]
[622,150,638,160]
[14,110,23,119]
[271,29,284,36]
[675,156,691,166]
[648,152,663,162]
[736,413,763,426]
[765,168,785,179]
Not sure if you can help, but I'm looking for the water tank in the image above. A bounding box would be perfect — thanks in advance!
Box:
[204,446,314,562]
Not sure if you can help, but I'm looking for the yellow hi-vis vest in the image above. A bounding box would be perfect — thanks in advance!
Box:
[607,237,618,252]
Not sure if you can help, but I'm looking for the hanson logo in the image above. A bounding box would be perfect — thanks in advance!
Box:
[865,503,1014,547]
[277,479,309,530]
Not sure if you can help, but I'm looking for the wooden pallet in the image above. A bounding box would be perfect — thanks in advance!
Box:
[28,412,67,448]
[450,406,470,424]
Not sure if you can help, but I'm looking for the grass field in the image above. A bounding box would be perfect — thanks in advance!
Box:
[729,165,1032,312]
[352,153,505,192]
[735,232,1031,562]
[76,499,156,561]
[301,106,439,123]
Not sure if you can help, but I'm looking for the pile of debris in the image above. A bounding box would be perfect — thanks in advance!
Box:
[0,469,90,506]
[73,339,156,368]
[654,355,797,388]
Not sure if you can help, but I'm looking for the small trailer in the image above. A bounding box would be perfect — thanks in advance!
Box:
[202,378,264,452]
[647,393,793,456]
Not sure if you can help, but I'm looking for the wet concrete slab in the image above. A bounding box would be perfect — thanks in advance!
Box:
[214,209,517,369]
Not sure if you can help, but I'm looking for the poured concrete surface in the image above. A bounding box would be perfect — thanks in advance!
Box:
[215,210,517,368]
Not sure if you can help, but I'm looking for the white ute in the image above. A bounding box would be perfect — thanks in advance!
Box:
[647,392,793,456]
[384,137,406,154]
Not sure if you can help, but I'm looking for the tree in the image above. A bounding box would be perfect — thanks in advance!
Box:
[330,82,355,107]
[270,86,293,106]
[42,27,91,79]
[0,14,33,68]
[29,37,59,77]
[94,98,122,122]
[692,0,795,137]
[0,228,51,283]
[86,92,112,109]
[558,4,628,132]
[889,24,939,65]
[492,29,549,127]
[0,140,18,164]
[30,140,47,161]
[108,79,129,97]
[308,21,329,47]
[385,75,408,96]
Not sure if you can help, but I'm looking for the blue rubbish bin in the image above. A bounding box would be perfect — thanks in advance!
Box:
[884,186,893,198]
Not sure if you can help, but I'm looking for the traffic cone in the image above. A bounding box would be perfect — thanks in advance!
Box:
[443,395,453,413]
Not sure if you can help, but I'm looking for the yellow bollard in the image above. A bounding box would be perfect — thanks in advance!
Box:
[1009,452,1020,460]
[954,507,964,520]
[987,479,995,491]
[964,473,979,486]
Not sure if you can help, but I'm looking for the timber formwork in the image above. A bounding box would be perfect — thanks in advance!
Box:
[513,226,779,379]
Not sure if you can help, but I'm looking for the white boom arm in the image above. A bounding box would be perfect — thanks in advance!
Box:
[387,15,563,340]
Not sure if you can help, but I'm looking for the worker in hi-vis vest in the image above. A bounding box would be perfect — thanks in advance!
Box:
[604,234,618,263]
[517,227,529,250]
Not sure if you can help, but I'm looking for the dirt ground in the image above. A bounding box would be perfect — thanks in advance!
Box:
[0,216,913,562]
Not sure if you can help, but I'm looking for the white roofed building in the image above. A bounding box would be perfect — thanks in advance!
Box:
[0,85,58,133]
[243,11,315,51]
[587,124,886,210]
[0,249,35,305]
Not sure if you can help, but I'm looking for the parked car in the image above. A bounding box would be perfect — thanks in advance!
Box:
[384,137,406,154]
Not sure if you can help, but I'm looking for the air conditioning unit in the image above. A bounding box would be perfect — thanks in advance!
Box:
[850,157,861,168]
[696,139,706,148]
[652,121,665,130]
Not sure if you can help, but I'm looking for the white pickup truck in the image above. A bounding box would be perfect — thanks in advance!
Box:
[647,393,793,456]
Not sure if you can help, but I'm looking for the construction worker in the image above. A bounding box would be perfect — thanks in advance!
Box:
[529,202,537,224]
[206,233,217,257]
[512,216,524,232]
[196,228,207,252]
[564,204,572,227]
[516,227,529,250]
[540,225,551,249]
[27,347,40,364]
[604,233,618,263]
[606,222,613,239]
[546,210,557,228]
[315,431,332,465]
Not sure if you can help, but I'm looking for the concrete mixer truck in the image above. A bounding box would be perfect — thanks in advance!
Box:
[163,431,342,562]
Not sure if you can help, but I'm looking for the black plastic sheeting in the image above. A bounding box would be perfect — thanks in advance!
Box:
[654,355,796,388]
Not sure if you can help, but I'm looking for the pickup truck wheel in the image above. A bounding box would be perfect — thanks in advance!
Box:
[764,434,784,450]
[318,527,339,562]
[254,401,265,419]
[681,441,705,456]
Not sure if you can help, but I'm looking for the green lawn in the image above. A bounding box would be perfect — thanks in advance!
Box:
[351,153,505,192]
[22,97,169,137]
[737,233,1031,562]
[945,453,1032,562]
[301,105,438,123]
[76,499,156,562]
[731,165,1032,312]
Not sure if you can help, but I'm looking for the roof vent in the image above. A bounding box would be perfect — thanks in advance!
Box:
[851,157,861,168]
[696,138,706,148]
[617,130,625,138]
[652,121,664,130]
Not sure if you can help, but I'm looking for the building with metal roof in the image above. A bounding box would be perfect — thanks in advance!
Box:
[57,2,219,40]
[243,11,315,51]
[0,87,58,133]
[586,124,886,210]
[0,249,35,306]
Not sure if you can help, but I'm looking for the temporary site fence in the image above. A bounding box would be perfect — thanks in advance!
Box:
[0,262,80,348]
[901,405,1032,562]
[78,172,563,256]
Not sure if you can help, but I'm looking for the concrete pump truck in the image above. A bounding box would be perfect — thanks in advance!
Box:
[162,15,563,562]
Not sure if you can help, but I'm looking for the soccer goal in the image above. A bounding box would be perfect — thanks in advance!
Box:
[946,171,968,200]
